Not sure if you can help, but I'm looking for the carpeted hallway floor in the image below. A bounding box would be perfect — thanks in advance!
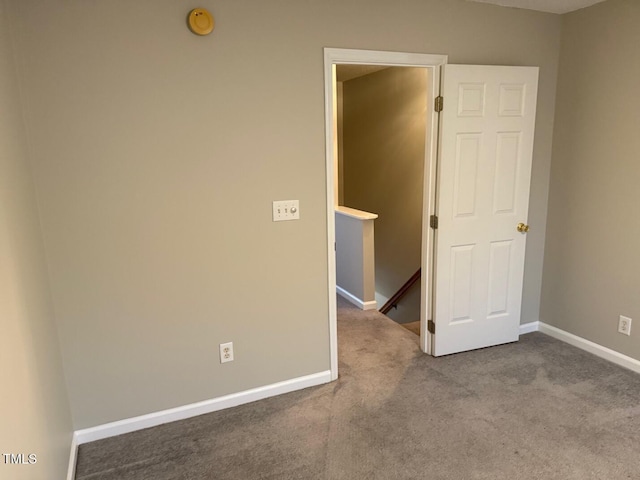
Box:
[75,297,640,479]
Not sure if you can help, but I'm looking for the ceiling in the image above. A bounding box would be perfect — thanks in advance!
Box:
[336,65,390,82]
[466,0,608,14]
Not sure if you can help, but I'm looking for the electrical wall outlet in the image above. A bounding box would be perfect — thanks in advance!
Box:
[272,200,300,222]
[618,316,632,336]
[220,342,234,363]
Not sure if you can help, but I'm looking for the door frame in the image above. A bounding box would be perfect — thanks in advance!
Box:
[324,48,448,380]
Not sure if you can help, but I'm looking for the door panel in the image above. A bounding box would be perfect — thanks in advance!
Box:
[433,65,538,357]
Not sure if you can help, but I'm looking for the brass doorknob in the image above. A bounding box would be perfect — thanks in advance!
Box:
[517,223,530,233]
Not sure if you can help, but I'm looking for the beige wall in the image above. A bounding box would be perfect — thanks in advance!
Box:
[337,82,345,205]
[342,67,427,324]
[541,0,640,360]
[0,3,73,478]
[8,0,562,429]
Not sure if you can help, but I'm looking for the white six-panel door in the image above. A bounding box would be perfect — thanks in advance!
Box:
[432,65,539,357]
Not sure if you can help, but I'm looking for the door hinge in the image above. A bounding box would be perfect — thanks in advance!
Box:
[427,320,435,334]
[430,215,439,229]
[435,96,443,112]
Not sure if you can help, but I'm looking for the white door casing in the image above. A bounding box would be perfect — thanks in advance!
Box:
[432,65,539,356]
[324,49,448,378]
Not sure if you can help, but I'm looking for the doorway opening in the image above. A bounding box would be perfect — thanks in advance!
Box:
[336,65,426,335]
[324,49,448,381]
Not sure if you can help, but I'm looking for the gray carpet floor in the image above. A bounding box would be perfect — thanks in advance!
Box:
[76,297,640,479]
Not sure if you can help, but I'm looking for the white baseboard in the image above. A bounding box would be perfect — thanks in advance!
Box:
[336,286,377,311]
[66,433,78,480]
[538,322,640,375]
[74,370,332,446]
[519,321,540,335]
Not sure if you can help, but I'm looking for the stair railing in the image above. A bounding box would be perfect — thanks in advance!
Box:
[379,268,421,315]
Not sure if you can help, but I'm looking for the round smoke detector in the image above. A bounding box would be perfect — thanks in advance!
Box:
[188,8,214,36]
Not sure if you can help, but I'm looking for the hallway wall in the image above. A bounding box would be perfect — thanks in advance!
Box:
[342,67,427,323]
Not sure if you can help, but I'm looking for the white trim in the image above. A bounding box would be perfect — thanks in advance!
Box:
[419,61,445,356]
[324,48,448,375]
[519,321,540,335]
[538,322,640,374]
[66,433,78,480]
[74,370,331,445]
[506,320,640,375]
[336,286,378,310]
[335,206,378,221]
[325,51,339,381]
[325,48,449,67]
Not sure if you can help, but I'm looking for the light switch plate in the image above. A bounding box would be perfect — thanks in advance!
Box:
[272,200,300,222]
